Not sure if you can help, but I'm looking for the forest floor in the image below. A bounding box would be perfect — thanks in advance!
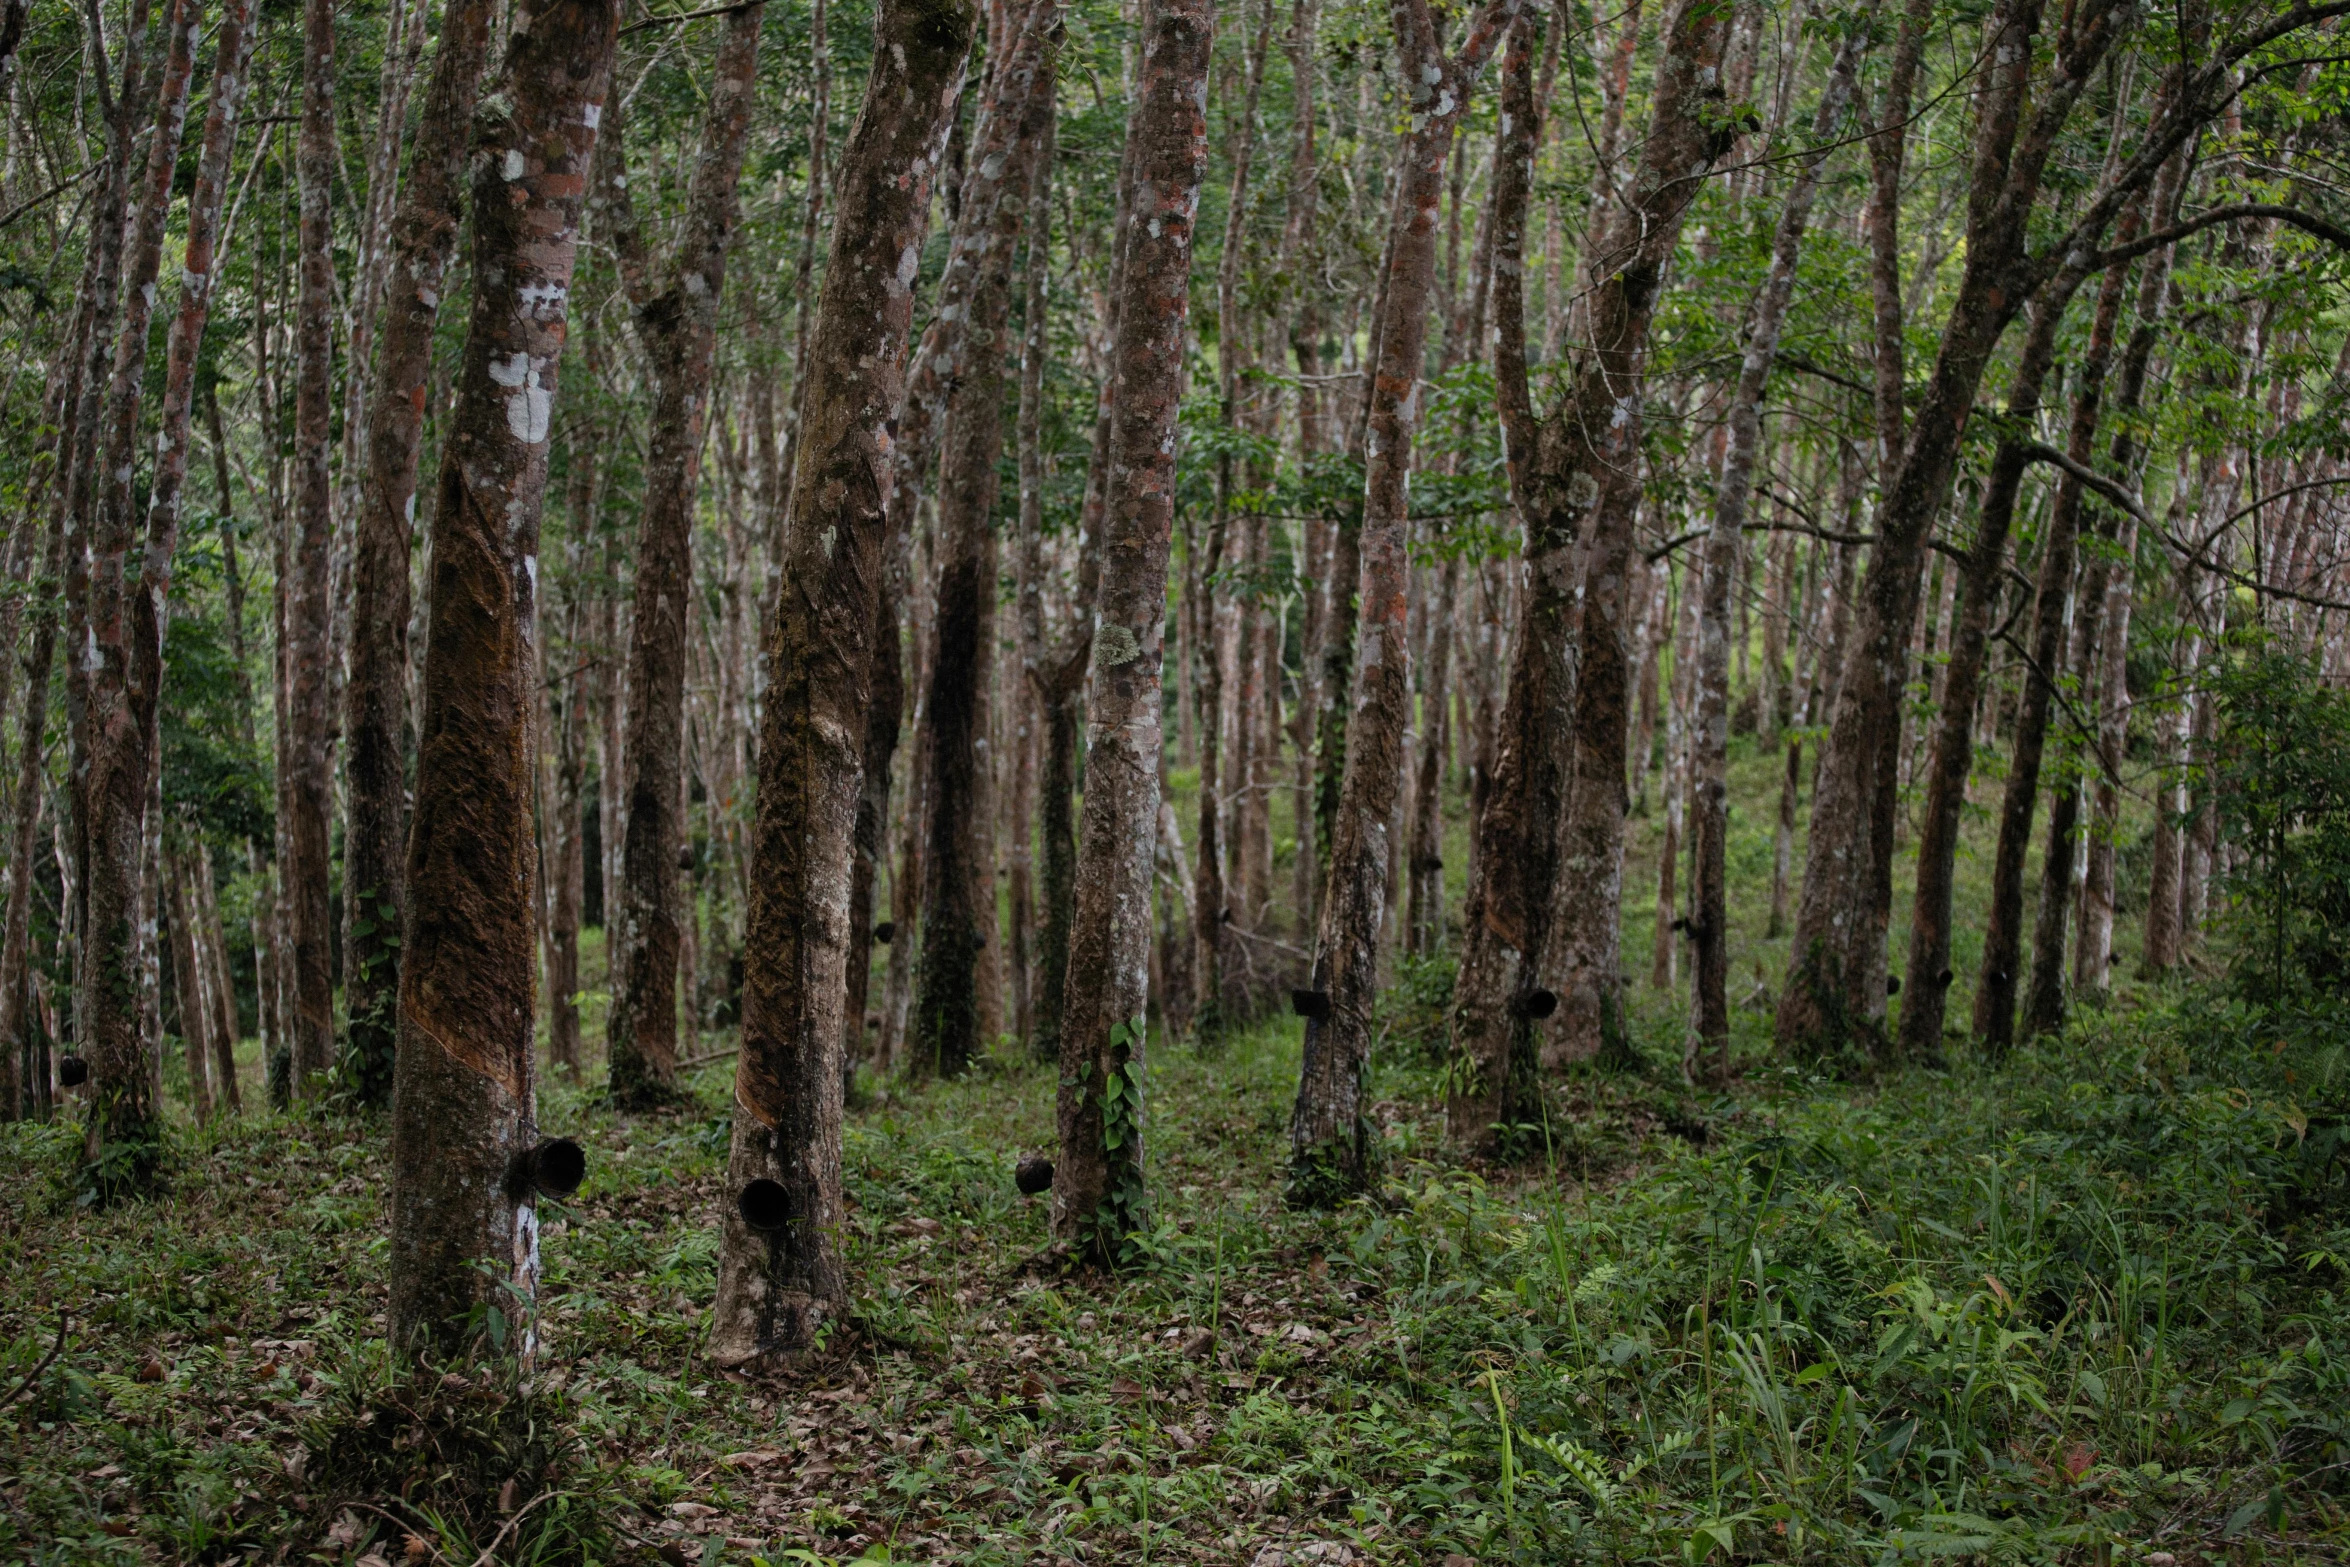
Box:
[3,735,2346,1565]
[4,996,2347,1566]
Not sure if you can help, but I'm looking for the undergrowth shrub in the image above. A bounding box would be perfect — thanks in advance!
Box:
[302,1337,617,1564]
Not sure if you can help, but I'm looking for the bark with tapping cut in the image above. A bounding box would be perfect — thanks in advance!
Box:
[165,850,213,1123]
[913,0,1058,1080]
[1051,0,1209,1264]
[1780,0,2136,1058]
[706,0,973,1364]
[601,4,768,1108]
[285,0,339,1095]
[74,0,200,1182]
[1690,21,1867,1078]
[1294,0,1517,1188]
[344,0,498,1107]
[388,0,617,1355]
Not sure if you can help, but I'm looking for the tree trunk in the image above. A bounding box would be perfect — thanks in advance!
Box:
[197,844,242,1110]
[75,0,200,1185]
[344,0,498,1107]
[705,0,973,1365]
[548,659,587,1078]
[1533,0,1735,1077]
[845,563,905,1081]
[285,0,341,1097]
[388,0,618,1356]
[0,209,108,1125]
[1972,249,2133,1054]
[1290,0,1517,1195]
[601,3,767,1109]
[1691,22,1867,1078]
[165,849,213,1123]
[1009,103,1078,1062]
[1779,0,2135,1058]
[1450,0,1729,1138]
[1404,558,1456,954]
[1051,0,1210,1264]
[2076,508,2138,994]
[913,0,1058,1080]
[1900,267,2109,1056]
[1191,0,1278,1047]
[1653,567,1696,992]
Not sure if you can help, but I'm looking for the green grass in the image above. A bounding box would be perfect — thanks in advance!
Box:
[5,725,2342,1565]
[5,993,2346,1564]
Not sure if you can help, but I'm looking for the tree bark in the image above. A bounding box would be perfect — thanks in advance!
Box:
[1778,0,2136,1058]
[164,848,213,1123]
[1690,21,1867,1079]
[388,0,618,1356]
[1,203,111,1125]
[344,0,498,1107]
[197,844,242,1110]
[913,0,1059,1079]
[1288,0,1520,1184]
[1404,558,1456,955]
[601,3,768,1109]
[1973,246,2133,1054]
[1192,0,1278,1048]
[1533,0,1736,1077]
[1448,0,1729,1138]
[75,0,200,1184]
[284,0,340,1097]
[1899,261,2107,1056]
[845,564,905,1079]
[706,0,973,1365]
[1051,0,1210,1263]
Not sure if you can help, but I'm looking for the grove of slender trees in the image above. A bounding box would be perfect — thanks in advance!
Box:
[3,0,2349,1354]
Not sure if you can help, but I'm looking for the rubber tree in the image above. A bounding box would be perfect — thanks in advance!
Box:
[601,2,768,1109]
[1447,0,1734,1143]
[1051,0,1213,1265]
[1690,16,1868,1078]
[1777,0,2138,1058]
[72,0,200,1187]
[387,0,619,1356]
[284,0,338,1094]
[706,0,975,1365]
[342,0,499,1107]
[1289,0,1520,1203]
[912,0,1060,1079]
